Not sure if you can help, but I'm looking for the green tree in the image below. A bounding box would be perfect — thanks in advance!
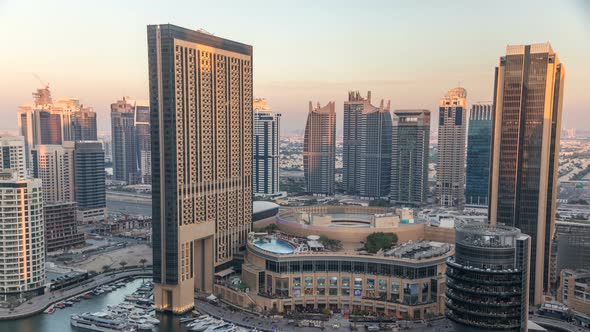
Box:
[364,233,398,253]
[102,265,110,273]
[119,261,128,271]
[139,258,147,269]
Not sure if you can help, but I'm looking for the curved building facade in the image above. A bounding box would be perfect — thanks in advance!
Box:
[303,102,335,195]
[445,223,530,332]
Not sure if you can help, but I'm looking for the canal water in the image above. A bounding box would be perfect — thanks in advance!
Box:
[0,278,191,332]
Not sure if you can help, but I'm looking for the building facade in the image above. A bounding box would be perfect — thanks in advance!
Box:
[343,91,392,198]
[446,223,531,331]
[73,141,106,223]
[32,143,75,203]
[558,269,590,315]
[148,24,253,313]
[303,102,336,196]
[71,109,98,141]
[17,87,97,167]
[390,110,430,206]
[134,102,151,184]
[0,172,45,300]
[111,98,138,184]
[436,87,467,209]
[465,102,493,207]
[0,136,27,180]
[44,201,84,251]
[551,220,590,292]
[489,43,565,305]
[253,99,281,196]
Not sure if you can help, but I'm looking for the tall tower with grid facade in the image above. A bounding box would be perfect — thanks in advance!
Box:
[148,24,253,313]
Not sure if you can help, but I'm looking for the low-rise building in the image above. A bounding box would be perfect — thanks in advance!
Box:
[44,201,85,251]
[558,269,590,315]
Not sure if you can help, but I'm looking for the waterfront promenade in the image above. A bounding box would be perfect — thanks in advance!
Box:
[0,268,151,320]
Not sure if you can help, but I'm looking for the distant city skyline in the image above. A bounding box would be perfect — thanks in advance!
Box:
[1,0,589,132]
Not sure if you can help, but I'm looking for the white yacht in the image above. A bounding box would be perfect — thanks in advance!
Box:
[70,312,136,332]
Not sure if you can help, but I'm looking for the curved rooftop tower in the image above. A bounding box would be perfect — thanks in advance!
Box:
[303,101,335,195]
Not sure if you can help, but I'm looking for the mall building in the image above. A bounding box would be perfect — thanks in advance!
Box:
[214,205,455,320]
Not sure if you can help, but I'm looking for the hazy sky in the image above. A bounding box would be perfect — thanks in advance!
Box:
[1,0,589,133]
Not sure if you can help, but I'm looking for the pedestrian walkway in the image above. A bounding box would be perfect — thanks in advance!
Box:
[0,269,151,320]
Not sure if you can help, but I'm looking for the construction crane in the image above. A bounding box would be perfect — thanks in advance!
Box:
[33,73,49,89]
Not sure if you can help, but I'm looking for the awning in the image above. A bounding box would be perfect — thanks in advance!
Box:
[206,294,218,301]
[214,268,235,277]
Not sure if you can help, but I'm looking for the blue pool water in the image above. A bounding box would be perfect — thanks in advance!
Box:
[254,239,295,254]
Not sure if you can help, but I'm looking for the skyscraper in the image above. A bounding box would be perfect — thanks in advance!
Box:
[148,24,253,313]
[32,143,75,203]
[436,87,467,209]
[111,98,138,184]
[73,141,106,223]
[489,43,565,305]
[0,172,44,300]
[446,223,530,331]
[465,102,493,207]
[18,87,97,167]
[253,99,281,196]
[72,109,98,141]
[303,101,336,196]
[390,110,430,206]
[0,136,27,180]
[343,91,392,198]
[134,101,151,184]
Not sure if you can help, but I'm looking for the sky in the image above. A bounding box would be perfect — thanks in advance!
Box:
[0,0,589,133]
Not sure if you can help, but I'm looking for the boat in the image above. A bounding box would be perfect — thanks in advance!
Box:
[141,316,159,325]
[71,297,82,302]
[180,317,195,324]
[70,312,136,332]
[83,293,94,299]
[65,301,74,307]
[137,323,154,331]
[55,302,66,309]
[44,306,55,314]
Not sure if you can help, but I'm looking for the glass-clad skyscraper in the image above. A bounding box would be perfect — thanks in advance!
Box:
[465,102,493,207]
[343,91,392,198]
[303,101,335,195]
[446,223,531,332]
[390,110,430,206]
[489,43,565,305]
[436,87,467,209]
[253,99,281,196]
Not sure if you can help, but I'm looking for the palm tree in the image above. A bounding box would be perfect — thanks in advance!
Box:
[102,265,110,274]
[119,261,127,271]
[139,258,147,270]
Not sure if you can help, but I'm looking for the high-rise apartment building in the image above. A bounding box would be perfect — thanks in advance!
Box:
[135,102,151,184]
[465,102,493,207]
[0,172,45,300]
[73,141,106,223]
[44,201,84,251]
[72,109,98,141]
[17,87,97,167]
[489,43,565,305]
[0,136,27,180]
[253,99,281,196]
[446,223,530,331]
[32,143,75,203]
[390,110,430,206]
[436,87,467,209]
[343,91,392,198]
[111,98,138,184]
[303,101,336,196]
[148,24,253,313]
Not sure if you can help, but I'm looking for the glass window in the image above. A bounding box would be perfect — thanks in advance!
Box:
[317,277,326,287]
[293,277,301,287]
[304,276,313,295]
[329,277,338,288]
[341,261,351,272]
[391,281,400,301]
[366,278,375,290]
[403,283,419,305]
[421,282,429,303]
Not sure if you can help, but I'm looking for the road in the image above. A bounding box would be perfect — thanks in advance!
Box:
[193,299,453,332]
[0,269,151,320]
[107,197,151,216]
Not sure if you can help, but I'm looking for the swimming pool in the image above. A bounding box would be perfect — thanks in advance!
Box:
[253,238,295,254]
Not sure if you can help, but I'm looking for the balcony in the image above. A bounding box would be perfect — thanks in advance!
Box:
[445,280,522,297]
[446,311,521,330]
[445,299,520,319]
